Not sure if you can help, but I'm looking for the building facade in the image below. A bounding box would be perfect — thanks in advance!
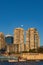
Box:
[26,28,40,51]
[5,34,13,44]
[6,44,15,53]
[14,28,24,53]
[0,32,6,50]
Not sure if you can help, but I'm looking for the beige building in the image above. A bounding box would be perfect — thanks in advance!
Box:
[13,28,24,53]
[6,44,15,53]
[0,32,6,49]
[34,31,40,49]
[26,28,40,51]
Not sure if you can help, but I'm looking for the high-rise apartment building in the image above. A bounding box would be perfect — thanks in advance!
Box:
[14,28,24,53]
[34,31,40,49]
[26,28,40,51]
[0,32,6,50]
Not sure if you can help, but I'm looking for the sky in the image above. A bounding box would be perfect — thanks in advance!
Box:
[0,0,43,46]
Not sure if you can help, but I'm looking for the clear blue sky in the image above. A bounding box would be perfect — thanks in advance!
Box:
[0,0,43,46]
